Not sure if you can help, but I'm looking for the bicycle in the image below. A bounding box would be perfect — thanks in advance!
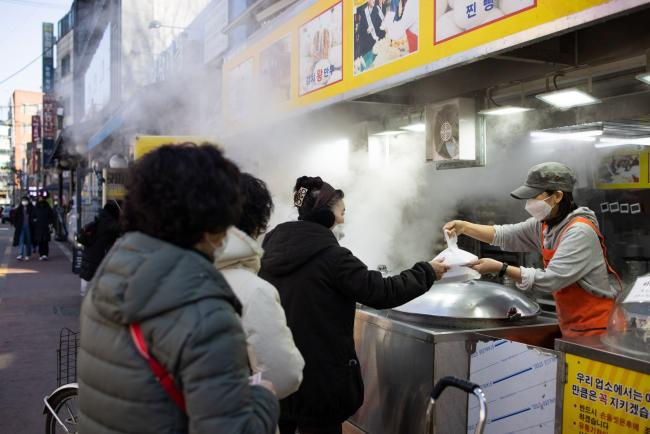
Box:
[43,327,79,434]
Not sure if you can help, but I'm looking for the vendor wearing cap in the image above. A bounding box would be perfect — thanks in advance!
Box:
[444,162,621,337]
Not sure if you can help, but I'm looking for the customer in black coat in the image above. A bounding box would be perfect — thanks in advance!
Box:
[259,176,448,434]
[32,194,55,260]
[79,200,121,282]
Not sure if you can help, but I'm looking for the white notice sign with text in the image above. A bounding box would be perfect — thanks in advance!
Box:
[624,275,650,303]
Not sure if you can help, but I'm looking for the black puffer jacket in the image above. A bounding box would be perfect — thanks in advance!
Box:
[259,221,436,426]
[32,201,54,243]
[79,231,279,434]
[79,209,121,281]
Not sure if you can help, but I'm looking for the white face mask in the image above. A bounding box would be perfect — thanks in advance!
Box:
[21,201,28,206]
[525,196,554,221]
[332,224,345,241]
[207,236,228,260]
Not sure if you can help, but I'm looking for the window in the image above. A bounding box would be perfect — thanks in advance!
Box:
[61,55,71,77]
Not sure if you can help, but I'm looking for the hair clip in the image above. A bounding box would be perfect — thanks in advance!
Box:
[294,187,308,207]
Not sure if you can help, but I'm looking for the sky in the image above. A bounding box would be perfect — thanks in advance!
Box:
[0,0,73,118]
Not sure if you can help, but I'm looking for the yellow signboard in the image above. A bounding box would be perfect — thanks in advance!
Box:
[133,135,218,160]
[223,0,626,117]
[562,354,650,434]
[102,168,127,204]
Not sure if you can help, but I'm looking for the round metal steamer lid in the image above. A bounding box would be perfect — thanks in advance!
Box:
[392,280,541,321]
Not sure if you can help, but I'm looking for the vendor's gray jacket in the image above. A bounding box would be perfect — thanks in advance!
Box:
[492,207,618,298]
[78,231,279,434]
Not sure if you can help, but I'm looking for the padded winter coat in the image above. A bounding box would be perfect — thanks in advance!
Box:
[78,231,279,434]
[216,227,304,399]
[259,220,437,426]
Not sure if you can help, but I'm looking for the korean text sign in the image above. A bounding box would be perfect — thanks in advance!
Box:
[563,354,650,434]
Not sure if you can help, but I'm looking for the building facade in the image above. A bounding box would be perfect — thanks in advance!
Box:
[9,90,42,201]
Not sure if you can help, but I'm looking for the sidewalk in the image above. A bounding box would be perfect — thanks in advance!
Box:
[0,224,81,433]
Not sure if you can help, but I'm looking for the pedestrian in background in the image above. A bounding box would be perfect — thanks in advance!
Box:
[13,196,34,261]
[79,200,121,294]
[78,144,279,434]
[216,173,305,400]
[52,198,68,241]
[33,192,55,261]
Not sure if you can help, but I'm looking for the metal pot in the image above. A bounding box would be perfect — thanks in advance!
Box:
[390,280,541,328]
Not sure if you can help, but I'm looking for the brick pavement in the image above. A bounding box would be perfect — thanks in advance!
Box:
[0,223,81,433]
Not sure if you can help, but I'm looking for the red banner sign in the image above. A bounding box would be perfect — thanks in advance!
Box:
[31,115,41,143]
[42,94,57,140]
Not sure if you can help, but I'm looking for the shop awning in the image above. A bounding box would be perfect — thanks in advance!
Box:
[87,109,124,151]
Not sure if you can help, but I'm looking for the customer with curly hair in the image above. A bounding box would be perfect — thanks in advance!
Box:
[78,144,279,434]
[260,175,448,434]
[216,173,304,400]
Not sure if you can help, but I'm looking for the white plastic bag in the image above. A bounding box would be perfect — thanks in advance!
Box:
[433,231,481,282]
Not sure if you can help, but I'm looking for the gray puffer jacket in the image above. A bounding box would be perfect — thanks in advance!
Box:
[78,231,279,434]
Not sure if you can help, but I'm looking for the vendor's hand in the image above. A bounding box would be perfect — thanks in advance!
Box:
[443,220,469,238]
[470,258,503,275]
[429,259,450,281]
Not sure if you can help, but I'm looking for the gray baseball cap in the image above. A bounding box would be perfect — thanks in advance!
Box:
[511,162,577,199]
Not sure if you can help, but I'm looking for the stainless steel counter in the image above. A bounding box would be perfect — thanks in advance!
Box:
[348,306,560,434]
[553,336,650,433]
[555,336,650,374]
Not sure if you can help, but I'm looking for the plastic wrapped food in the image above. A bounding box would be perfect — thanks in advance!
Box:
[434,232,481,282]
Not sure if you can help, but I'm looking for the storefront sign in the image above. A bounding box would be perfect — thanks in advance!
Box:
[562,354,650,434]
[31,115,41,143]
[102,168,127,203]
[133,135,218,160]
[299,2,343,95]
[42,95,57,140]
[224,0,641,120]
[42,94,57,167]
[42,22,54,94]
[260,36,292,102]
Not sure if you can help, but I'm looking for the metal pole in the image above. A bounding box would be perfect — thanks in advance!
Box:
[58,170,63,203]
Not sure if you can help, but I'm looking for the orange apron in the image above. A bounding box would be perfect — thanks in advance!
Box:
[541,217,621,337]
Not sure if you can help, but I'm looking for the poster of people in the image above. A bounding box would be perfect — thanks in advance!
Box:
[435,0,536,43]
[353,0,419,75]
[596,151,642,185]
[260,36,292,102]
[299,2,343,96]
[226,58,254,118]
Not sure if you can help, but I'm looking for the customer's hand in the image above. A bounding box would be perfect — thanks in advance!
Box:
[259,380,276,396]
[429,259,450,281]
[470,258,503,275]
[443,220,469,238]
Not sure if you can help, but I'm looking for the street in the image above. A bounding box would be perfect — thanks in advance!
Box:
[0,222,80,433]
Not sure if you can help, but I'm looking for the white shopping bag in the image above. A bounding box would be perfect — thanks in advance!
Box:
[433,231,481,282]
